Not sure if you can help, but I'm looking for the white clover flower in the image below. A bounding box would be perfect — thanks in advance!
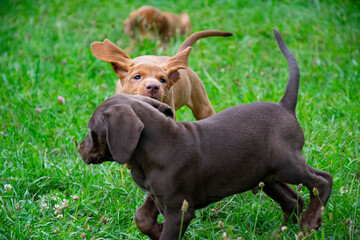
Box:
[340,186,347,195]
[40,202,49,209]
[62,200,69,209]
[54,204,60,210]
[51,196,57,201]
[57,214,63,219]
[4,184,12,192]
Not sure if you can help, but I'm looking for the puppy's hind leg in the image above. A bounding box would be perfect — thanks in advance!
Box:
[186,70,216,120]
[263,176,304,224]
[135,196,163,240]
[274,154,333,231]
[187,88,216,120]
[299,168,333,231]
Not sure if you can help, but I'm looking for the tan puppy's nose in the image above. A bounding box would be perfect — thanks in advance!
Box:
[145,82,160,94]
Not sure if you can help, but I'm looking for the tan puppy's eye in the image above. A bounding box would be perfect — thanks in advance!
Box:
[134,75,141,80]
[159,77,166,83]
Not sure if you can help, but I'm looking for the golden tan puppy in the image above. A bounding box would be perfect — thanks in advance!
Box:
[124,5,191,43]
[90,30,233,120]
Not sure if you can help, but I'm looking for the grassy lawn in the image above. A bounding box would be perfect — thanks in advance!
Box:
[1,0,359,239]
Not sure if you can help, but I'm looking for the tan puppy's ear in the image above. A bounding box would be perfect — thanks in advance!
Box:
[91,39,135,79]
[102,105,144,164]
[161,46,191,85]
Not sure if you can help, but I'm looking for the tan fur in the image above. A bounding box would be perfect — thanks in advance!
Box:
[124,5,191,43]
[90,30,234,120]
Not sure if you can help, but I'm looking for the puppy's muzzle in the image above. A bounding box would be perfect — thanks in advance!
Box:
[77,137,91,164]
[145,82,160,95]
[145,82,162,100]
[77,134,113,165]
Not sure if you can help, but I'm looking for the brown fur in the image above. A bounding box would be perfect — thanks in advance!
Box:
[124,5,191,43]
[79,30,333,239]
[91,30,233,120]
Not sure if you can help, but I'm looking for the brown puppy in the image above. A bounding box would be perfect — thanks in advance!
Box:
[124,5,191,43]
[90,30,233,120]
[78,30,333,239]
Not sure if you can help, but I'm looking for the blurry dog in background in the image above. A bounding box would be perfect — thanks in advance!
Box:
[124,5,191,44]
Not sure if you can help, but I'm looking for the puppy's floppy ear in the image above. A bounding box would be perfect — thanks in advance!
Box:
[161,46,192,85]
[101,104,144,164]
[91,39,135,79]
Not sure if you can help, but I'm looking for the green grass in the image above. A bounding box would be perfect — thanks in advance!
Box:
[1,0,359,239]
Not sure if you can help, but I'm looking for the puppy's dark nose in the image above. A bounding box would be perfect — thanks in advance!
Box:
[145,82,160,94]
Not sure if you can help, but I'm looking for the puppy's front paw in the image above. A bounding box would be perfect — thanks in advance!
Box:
[299,210,322,231]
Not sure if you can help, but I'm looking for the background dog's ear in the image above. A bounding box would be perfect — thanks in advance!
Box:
[102,105,144,164]
[161,46,192,85]
[91,39,135,79]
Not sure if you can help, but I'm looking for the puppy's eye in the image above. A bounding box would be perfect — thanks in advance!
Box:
[134,75,141,80]
[159,77,166,83]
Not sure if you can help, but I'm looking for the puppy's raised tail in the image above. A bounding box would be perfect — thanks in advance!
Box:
[274,29,300,116]
[177,30,233,54]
